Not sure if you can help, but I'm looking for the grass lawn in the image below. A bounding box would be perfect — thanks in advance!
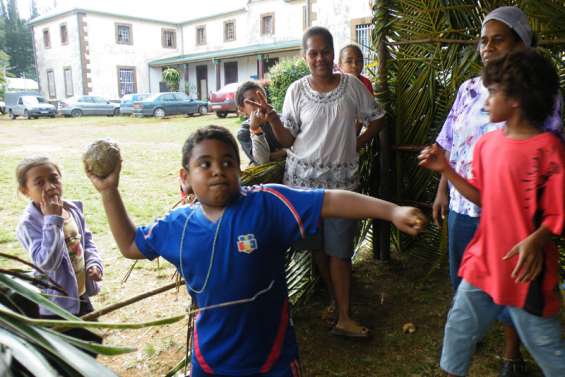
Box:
[0,114,556,376]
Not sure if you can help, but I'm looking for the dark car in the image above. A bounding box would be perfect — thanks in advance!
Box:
[208,82,240,118]
[119,93,150,115]
[132,92,209,118]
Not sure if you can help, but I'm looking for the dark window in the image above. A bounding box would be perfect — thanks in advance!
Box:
[174,92,189,101]
[118,67,137,97]
[64,68,73,97]
[355,23,374,75]
[116,24,133,45]
[43,29,51,48]
[265,58,279,74]
[196,26,206,45]
[224,20,235,42]
[162,29,177,48]
[60,24,68,44]
[260,13,274,35]
[224,62,238,84]
[47,70,56,98]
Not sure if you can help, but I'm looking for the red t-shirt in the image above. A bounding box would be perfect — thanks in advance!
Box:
[358,75,374,95]
[459,130,565,317]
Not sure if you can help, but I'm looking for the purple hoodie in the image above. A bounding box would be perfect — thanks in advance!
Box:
[16,200,103,316]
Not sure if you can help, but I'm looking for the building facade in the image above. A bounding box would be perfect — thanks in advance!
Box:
[30,0,374,101]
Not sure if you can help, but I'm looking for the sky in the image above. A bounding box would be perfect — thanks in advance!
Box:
[14,0,245,21]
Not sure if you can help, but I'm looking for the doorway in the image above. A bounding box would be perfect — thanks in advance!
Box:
[224,62,238,84]
[196,65,208,100]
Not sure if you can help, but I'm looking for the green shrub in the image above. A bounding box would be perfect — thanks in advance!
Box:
[162,67,180,91]
[267,57,309,112]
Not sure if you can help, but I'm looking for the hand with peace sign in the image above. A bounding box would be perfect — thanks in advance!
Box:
[244,90,277,124]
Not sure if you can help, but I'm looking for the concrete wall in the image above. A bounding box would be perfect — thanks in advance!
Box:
[180,0,305,53]
[313,0,373,60]
[84,14,181,99]
[33,14,82,99]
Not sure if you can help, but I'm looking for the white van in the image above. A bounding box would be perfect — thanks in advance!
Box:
[5,92,57,119]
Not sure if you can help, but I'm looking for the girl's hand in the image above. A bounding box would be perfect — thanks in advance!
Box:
[86,159,122,194]
[87,266,103,281]
[418,144,449,172]
[391,206,427,236]
[40,190,63,216]
[503,234,545,283]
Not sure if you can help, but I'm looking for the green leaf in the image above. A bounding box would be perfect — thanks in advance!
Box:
[35,329,118,377]
[0,274,80,321]
[0,304,186,330]
[0,327,59,377]
[41,327,136,356]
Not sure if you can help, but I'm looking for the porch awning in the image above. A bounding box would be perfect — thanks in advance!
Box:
[149,40,301,66]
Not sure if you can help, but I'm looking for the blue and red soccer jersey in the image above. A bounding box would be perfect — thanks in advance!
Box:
[135,184,324,375]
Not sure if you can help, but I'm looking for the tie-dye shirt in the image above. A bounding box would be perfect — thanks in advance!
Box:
[436,76,563,217]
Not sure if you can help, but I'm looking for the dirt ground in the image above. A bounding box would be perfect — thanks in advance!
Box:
[0,115,559,376]
[92,240,550,377]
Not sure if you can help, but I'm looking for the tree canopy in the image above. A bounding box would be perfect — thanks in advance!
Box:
[0,0,36,80]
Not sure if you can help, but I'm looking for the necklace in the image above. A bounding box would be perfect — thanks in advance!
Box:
[179,205,224,294]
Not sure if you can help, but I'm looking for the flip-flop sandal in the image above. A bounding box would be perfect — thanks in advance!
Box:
[321,304,337,327]
[330,325,370,339]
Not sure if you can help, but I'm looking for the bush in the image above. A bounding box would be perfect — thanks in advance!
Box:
[162,67,180,91]
[266,57,309,112]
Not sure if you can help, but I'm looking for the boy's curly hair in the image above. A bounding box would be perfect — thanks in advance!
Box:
[182,125,240,169]
[482,48,559,126]
[235,81,265,108]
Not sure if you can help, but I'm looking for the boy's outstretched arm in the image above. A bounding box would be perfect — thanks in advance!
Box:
[418,144,481,206]
[321,190,426,236]
[86,161,145,260]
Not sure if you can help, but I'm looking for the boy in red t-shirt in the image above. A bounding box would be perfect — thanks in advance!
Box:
[419,49,565,377]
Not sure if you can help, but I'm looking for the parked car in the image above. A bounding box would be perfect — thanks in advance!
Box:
[208,82,240,118]
[132,92,208,118]
[59,95,120,117]
[119,93,150,115]
[5,92,57,119]
[0,100,5,114]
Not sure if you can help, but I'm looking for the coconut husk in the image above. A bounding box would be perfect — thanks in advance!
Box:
[83,139,121,178]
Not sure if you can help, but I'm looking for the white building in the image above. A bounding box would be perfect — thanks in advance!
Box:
[29,0,374,101]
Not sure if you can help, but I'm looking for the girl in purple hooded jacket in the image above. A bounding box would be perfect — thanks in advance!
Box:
[15,157,103,346]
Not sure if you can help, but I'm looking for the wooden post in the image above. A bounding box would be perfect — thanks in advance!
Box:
[373,0,391,261]
[257,54,265,79]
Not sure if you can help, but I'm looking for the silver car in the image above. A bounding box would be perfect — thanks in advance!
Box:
[59,95,120,117]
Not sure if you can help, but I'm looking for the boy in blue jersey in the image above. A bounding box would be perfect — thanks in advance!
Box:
[87,125,426,377]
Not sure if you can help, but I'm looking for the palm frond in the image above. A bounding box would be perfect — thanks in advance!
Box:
[370,0,565,263]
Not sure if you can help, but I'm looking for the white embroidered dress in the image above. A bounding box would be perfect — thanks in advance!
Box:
[281,73,385,190]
